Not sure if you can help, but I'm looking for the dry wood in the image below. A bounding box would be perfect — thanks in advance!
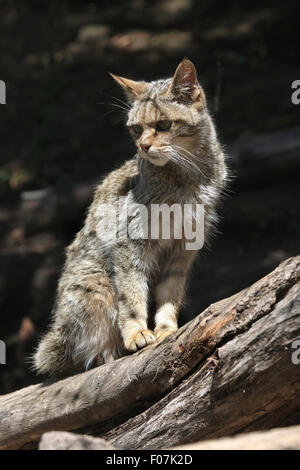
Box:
[105,278,300,449]
[38,425,300,450]
[0,256,299,450]
[170,425,300,450]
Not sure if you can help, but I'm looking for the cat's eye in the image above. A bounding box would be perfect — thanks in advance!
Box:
[156,120,172,131]
[132,124,143,135]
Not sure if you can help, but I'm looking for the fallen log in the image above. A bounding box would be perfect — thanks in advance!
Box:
[0,256,299,450]
[170,425,300,450]
[38,425,300,450]
[105,277,300,449]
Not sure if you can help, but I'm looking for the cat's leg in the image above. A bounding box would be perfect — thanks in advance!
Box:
[116,268,155,352]
[154,250,197,342]
[33,274,121,375]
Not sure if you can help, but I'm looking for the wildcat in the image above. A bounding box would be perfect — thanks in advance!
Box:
[33,59,227,376]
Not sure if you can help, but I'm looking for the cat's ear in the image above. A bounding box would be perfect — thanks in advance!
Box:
[110,73,148,103]
[167,58,205,106]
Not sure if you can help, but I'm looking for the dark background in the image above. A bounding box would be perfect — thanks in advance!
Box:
[0,0,299,394]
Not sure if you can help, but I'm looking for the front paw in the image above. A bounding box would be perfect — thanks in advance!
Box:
[155,327,177,343]
[125,329,155,352]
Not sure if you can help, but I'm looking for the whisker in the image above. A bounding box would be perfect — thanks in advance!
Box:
[176,155,201,174]
[167,146,204,174]
[171,144,211,167]
[101,109,125,119]
[167,149,201,175]
[111,95,131,109]
[96,102,129,114]
[97,91,131,109]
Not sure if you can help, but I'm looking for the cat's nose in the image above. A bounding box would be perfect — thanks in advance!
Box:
[141,143,151,153]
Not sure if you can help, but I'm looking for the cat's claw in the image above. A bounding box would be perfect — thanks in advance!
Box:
[125,329,155,352]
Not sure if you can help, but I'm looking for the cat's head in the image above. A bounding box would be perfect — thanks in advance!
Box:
[110,59,208,170]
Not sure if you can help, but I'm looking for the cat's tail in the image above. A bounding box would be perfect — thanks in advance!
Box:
[32,330,73,377]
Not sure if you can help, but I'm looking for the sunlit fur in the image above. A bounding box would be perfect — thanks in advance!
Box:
[33,60,227,376]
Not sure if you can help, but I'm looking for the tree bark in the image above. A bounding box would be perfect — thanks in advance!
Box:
[0,256,299,450]
[105,280,300,449]
[170,425,300,450]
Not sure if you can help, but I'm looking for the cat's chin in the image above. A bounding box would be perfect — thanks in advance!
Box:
[148,156,169,167]
[139,152,169,167]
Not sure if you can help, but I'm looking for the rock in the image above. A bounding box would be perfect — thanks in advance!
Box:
[39,431,115,450]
